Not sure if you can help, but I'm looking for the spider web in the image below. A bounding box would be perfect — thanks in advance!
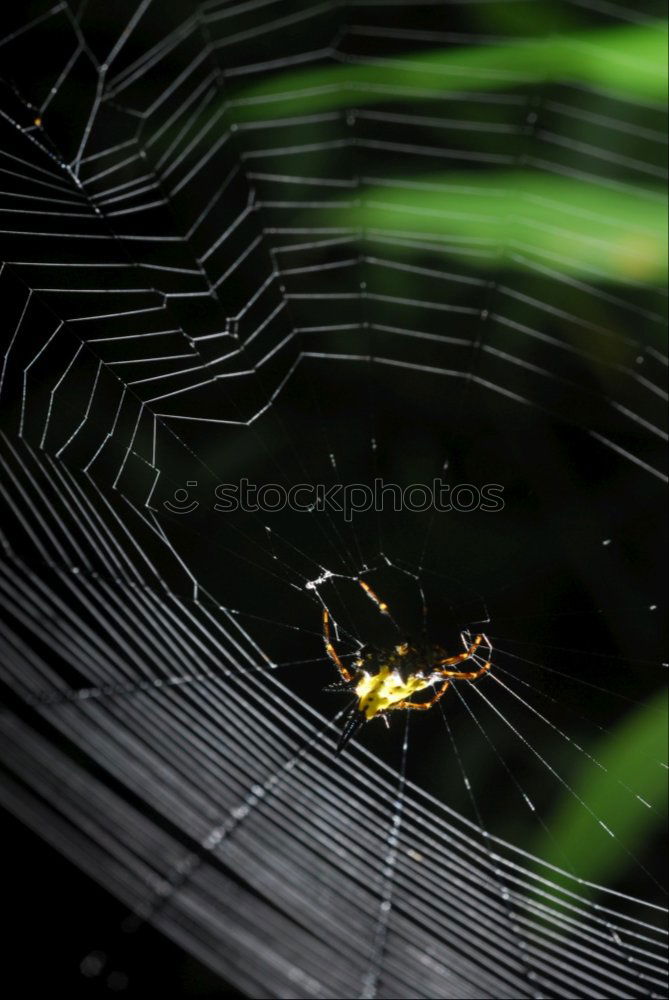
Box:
[0,1,667,997]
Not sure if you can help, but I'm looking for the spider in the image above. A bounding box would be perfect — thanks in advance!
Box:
[323,579,492,753]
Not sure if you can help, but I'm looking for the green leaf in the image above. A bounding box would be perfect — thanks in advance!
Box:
[533,687,668,892]
[323,171,668,283]
[231,21,668,119]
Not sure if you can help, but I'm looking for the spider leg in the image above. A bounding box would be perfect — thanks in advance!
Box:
[394,679,451,711]
[435,633,492,680]
[323,608,353,682]
[358,579,390,615]
[337,704,365,754]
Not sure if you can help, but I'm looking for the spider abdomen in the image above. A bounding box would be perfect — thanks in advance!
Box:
[354,664,435,720]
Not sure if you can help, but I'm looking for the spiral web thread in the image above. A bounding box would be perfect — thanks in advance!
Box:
[0,2,667,997]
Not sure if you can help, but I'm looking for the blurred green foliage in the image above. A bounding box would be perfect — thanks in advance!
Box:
[232,21,668,117]
[535,689,668,892]
[342,172,667,283]
[230,20,667,283]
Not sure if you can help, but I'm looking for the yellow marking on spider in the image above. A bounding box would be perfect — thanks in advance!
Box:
[355,665,434,721]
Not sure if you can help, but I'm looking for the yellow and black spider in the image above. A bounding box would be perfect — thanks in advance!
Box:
[323,579,492,752]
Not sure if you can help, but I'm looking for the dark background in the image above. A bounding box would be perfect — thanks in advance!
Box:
[1,1,667,996]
